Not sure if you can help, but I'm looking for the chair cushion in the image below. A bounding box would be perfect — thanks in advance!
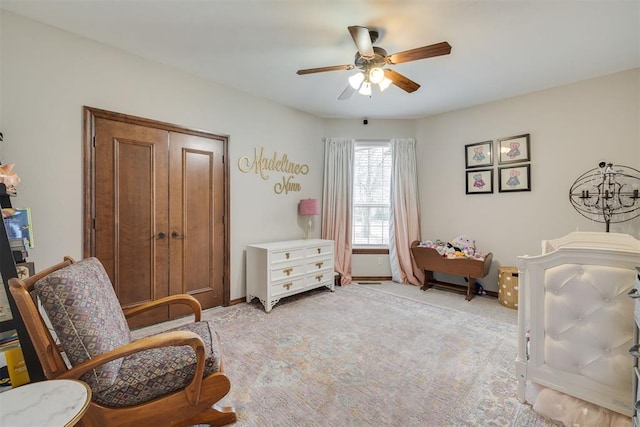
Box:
[92,321,221,407]
[34,257,131,392]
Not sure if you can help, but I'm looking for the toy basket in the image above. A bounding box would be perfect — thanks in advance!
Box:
[498,267,519,309]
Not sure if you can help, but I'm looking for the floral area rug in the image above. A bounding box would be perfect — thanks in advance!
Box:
[134,285,554,426]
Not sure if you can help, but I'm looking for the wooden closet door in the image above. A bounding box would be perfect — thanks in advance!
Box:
[93,118,170,326]
[168,132,225,318]
[86,108,229,328]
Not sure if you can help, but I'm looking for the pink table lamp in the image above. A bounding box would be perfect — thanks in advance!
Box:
[298,198,319,239]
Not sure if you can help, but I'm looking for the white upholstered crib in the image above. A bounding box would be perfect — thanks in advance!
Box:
[516,232,640,416]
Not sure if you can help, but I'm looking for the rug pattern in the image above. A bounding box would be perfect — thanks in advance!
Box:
[134,285,554,426]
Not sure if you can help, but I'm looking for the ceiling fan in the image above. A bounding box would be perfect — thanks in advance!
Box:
[296,25,451,100]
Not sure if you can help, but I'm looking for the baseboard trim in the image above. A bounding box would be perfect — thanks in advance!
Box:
[423,281,498,298]
[353,277,498,299]
[352,276,392,281]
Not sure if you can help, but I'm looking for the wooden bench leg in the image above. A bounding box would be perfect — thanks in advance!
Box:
[466,277,475,301]
[421,270,435,291]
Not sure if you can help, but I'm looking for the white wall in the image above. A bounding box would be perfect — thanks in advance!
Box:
[416,69,640,291]
[0,12,325,300]
[323,119,416,140]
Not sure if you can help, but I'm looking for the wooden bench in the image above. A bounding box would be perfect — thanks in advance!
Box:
[410,240,493,301]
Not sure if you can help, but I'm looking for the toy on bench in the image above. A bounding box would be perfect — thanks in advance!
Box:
[410,235,493,301]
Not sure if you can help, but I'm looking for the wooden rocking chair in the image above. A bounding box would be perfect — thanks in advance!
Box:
[8,256,237,426]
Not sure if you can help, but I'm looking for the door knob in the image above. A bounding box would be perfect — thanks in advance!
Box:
[157,232,167,239]
[171,231,186,239]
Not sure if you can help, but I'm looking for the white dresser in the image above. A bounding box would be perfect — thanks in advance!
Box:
[246,239,335,312]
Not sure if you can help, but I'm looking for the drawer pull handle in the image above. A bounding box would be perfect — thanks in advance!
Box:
[628,288,640,299]
[629,344,640,358]
[317,248,321,254]
[316,274,323,282]
[285,252,290,259]
[316,262,323,269]
[283,268,293,276]
[283,282,292,290]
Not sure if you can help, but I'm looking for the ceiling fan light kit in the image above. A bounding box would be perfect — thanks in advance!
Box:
[369,67,385,84]
[348,68,392,96]
[359,81,372,96]
[378,77,392,92]
[348,72,364,89]
[297,25,451,100]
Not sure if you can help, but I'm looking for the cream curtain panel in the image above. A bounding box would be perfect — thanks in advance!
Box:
[322,137,354,285]
[389,138,425,285]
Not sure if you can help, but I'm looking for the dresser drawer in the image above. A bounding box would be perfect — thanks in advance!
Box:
[271,248,304,263]
[272,276,306,296]
[305,243,333,258]
[305,256,332,274]
[306,271,332,287]
[271,262,305,281]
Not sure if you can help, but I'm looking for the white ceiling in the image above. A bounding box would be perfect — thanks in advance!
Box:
[2,1,639,119]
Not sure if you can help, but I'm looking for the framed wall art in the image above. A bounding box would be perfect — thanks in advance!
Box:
[465,141,493,169]
[466,169,493,194]
[498,133,530,164]
[499,164,531,192]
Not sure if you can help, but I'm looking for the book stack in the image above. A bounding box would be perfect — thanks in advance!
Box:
[0,330,30,392]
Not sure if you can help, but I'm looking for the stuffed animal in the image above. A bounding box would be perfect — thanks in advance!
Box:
[421,236,485,260]
[448,235,475,252]
[421,235,484,260]
[0,163,20,193]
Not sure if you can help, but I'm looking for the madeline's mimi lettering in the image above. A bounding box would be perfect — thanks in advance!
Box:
[238,147,310,180]
[238,147,309,194]
[274,175,301,194]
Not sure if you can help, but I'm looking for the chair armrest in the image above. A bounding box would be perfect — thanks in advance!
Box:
[57,330,206,405]
[123,294,202,322]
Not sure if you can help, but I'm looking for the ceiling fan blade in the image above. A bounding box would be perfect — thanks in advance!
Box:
[384,69,420,93]
[348,26,375,58]
[338,85,355,100]
[297,64,354,75]
[386,41,452,65]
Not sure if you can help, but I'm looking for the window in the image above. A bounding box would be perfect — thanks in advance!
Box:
[352,141,391,246]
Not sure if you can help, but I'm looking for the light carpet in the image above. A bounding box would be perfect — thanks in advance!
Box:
[133,285,555,426]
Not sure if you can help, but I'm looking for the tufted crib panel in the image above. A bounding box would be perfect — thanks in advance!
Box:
[516,232,640,417]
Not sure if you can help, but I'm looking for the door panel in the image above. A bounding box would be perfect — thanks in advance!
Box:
[168,132,225,318]
[116,139,158,305]
[94,118,169,326]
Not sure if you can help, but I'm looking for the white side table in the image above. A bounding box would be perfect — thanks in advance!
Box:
[0,379,91,426]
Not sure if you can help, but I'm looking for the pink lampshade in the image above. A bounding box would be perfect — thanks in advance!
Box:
[298,198,319,216]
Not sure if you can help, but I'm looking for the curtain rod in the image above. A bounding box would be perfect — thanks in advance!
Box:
[321,137,413,142]
[322,136,395,142]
